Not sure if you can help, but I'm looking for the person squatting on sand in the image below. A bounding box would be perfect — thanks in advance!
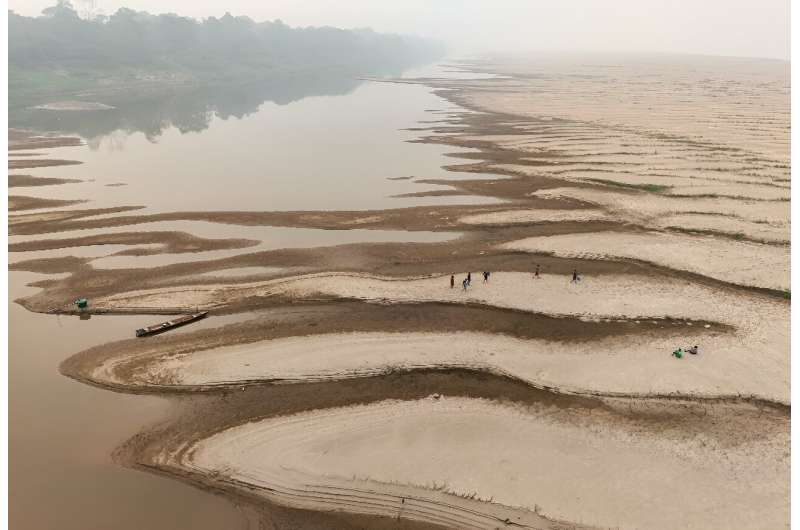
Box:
[673,345,699,358]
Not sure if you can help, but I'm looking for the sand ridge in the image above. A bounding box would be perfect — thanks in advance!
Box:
[458,208,611,225]
[84,270,788,402]
[531,187,790,228]
[182,396,787,530]
[12,55,791,529]
[90,329,786,404]
[502,231,790,291]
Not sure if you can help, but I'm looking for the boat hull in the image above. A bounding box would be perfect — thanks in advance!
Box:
[135,312,208,337]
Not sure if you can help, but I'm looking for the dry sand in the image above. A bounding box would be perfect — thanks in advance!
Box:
[502,231,790,291]
[92,329,785,403]
[11,54,791,530]
[87,271,788,402]
[458,208,611,225]
[531,187,790,228]
[653,213,789,244]
[181,396,787,530]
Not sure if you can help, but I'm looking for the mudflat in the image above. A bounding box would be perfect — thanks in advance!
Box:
[9,55,790,529]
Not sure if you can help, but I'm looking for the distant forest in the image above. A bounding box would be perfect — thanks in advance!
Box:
[9,1,445,106]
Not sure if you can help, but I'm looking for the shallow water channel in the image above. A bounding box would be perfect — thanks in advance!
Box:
[9,272,261,529]
[9,64,491,529]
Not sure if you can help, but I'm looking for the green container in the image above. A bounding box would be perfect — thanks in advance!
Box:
[75,298,88,309]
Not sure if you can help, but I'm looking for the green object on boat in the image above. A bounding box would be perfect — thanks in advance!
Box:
[75,298,88,309]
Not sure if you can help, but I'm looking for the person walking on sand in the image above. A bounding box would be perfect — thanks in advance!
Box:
[534,264,540,279]
[462,278,468,291]
[450,274,455,289]
[571,269,580,283]
[483,271,489,283]
[467,272,472,285]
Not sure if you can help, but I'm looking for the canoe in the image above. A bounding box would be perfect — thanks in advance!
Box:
[135,312,208,337]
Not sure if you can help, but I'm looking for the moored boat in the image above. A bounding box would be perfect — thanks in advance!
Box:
[135,312,208,337]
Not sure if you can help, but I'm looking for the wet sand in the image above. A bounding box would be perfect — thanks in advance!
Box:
[8,273,260,530]
[68,269,786,403]
[8,194,86,211]
[9,158,83,169]
[9,174,82,187]
[9,231,260,255]
[9,54,790,529]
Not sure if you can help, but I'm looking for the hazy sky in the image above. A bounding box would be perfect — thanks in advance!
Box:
[9,0,790,60]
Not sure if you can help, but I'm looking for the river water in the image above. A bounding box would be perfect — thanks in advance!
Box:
[13,72,495,214]
[9,63,489,529]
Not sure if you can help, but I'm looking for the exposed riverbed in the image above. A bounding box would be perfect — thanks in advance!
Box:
[9,55,790,529]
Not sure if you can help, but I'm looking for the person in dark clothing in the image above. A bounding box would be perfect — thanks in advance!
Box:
[462,278,468,291]
[534,264,540,279]
[687,345,699,355]
[571,269,579,283]
[482,271,489,283]
[467,272,471,285]
[450,274,455,289]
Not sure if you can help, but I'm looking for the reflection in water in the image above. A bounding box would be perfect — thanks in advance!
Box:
[19,79,498,213]
[10,72,364,142]
[9,75,368,145]
[9,60,483,530]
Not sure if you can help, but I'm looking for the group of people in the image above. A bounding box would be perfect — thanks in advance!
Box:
[672,345,700,359]
[450,271,493,291]
[448,265,583,290]
[447,265,701,360]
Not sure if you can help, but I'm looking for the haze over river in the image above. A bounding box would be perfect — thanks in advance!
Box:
[9,63,490,530]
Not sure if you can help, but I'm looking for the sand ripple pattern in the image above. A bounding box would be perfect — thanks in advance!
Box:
[180,396,787,530]
[90,271,789,403]
[503,231,789,291]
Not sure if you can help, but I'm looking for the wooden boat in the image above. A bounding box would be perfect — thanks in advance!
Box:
[135,312,208,337]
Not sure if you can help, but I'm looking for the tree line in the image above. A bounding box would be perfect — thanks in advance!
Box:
[9,1,445,77]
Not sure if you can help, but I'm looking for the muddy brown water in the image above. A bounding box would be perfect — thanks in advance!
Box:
[9,271,266,529]
[9,65,488,529]
[8,55,791,528]
[14,80,498,214]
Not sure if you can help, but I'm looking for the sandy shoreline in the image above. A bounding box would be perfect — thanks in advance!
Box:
[9,174,82,187]
[62,269,788,404]
[503,231,790,290]
[9,194,87,211]
[181,396,786,530]
[9,56,791,529]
